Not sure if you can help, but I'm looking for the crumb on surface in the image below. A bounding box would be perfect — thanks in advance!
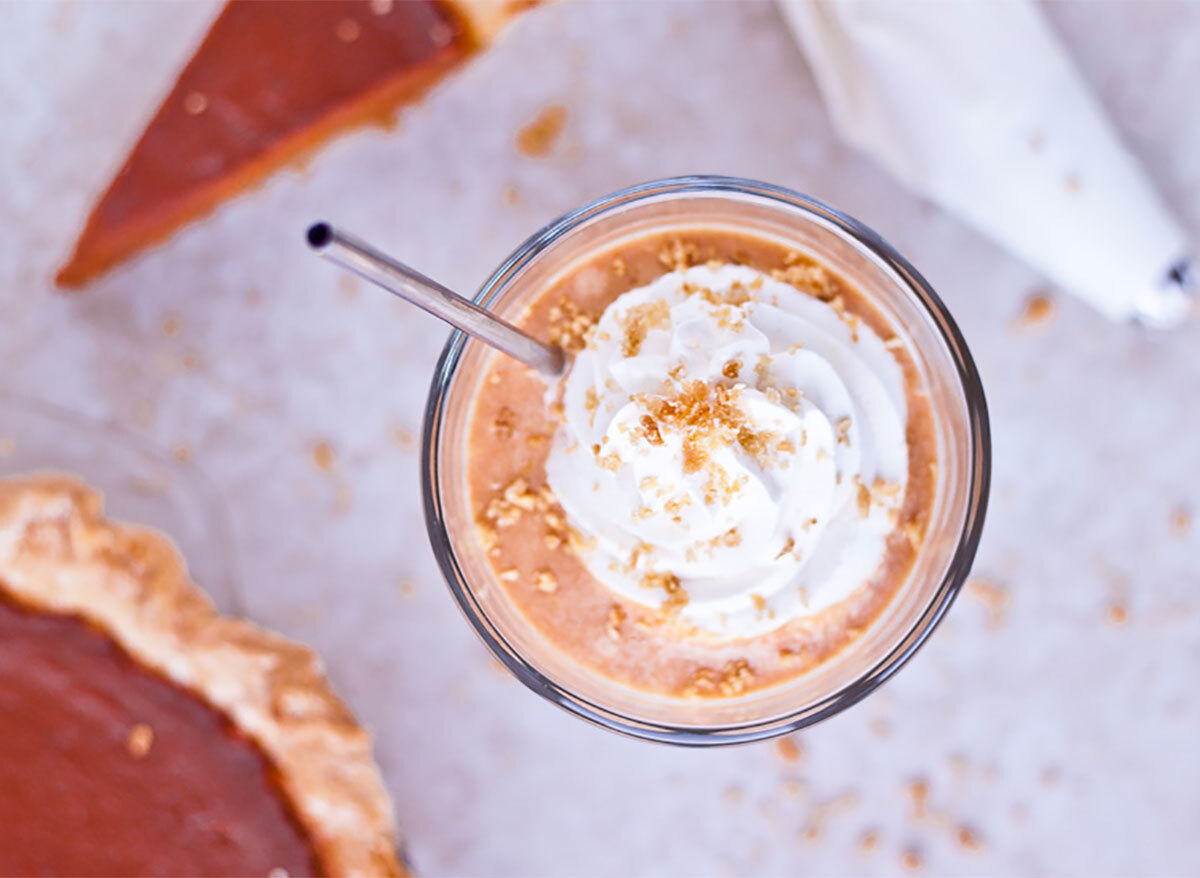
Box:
[516,104,568,157]
[311,441,335,472]
[1170,505,1191,536]
[957,825,984,851]
[1014,292,1055,329]
[775,735,803,763]
[858,829,879,853]
[901,845,924,871]
[907,778,929,819]
[966,578,1009,628]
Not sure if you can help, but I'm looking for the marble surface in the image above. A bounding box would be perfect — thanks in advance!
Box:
[2,1,1199,875]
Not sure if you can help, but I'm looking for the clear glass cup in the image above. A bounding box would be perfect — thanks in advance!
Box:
[423,176,990,744]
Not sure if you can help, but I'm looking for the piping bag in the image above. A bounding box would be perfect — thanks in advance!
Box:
[779,0,1194,327]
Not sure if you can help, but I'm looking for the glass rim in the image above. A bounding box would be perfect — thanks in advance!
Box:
[422,175,991,745]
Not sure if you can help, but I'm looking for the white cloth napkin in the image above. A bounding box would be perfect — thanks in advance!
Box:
[779,0,1193,326]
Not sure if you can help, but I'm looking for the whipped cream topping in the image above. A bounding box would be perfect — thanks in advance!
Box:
[545,263,910,638]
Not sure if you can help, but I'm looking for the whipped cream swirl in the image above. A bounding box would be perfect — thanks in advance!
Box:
[545,263,909,637]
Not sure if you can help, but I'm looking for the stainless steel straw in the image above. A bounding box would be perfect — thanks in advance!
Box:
[307,222,567,378]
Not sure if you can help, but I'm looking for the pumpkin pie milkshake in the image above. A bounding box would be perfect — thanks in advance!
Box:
[427,178,987,732]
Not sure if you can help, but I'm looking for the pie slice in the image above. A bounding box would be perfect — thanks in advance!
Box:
[56,0,528,288]
[0,474,404,876]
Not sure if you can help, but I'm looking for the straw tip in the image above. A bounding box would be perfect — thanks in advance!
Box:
[306,222,332,249]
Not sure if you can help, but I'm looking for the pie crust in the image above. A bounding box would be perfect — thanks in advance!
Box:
[0,473,404,876]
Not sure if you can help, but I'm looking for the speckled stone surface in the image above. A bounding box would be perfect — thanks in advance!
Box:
[1,2,1198,875]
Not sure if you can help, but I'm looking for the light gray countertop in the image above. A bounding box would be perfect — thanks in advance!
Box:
[2,2,1198,875]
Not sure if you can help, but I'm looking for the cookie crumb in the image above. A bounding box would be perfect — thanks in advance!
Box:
[517,104,568,157]
[1013,292,1055,329]
[907,778,928,819]
[775,735,803,764]
[966,578,1009,628]
[957,825,984,851]
[858,829,879,853]
[605,604,625,641]
[534,570,558,593]
[901,845,924,871]
[311,441,335,472]
[1170,505,1191,536]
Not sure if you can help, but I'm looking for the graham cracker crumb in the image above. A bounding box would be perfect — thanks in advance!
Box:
[722,358,741,380]
[901,846,924,871]
[1170,505,1191,536]
[161,314,180,336]
[534,570,557,593]
[605,604,625,641]
[907,778,929,819]
[499,569,519,583]
[392,425,416,450]
[658,238,700,271]
[835,417,852,446]
[858,829,879,854]
[642,570,688,612]
[957,825,984,851]
[619,299,671,357]
[771,259,839,301]
[517,104,568,158]
[683,659,755,698]
[1014,292,1055,329]
[966,578,1009,628]
[311,441,335,472]
[548,298,597,353]
[492,406,516,439]
[1107,602,1128,625]
[776,736,803,763]
[611,256,627,277]
[126,723,154,758]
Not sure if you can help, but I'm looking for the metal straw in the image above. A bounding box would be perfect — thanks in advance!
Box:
[306,222,567,378]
